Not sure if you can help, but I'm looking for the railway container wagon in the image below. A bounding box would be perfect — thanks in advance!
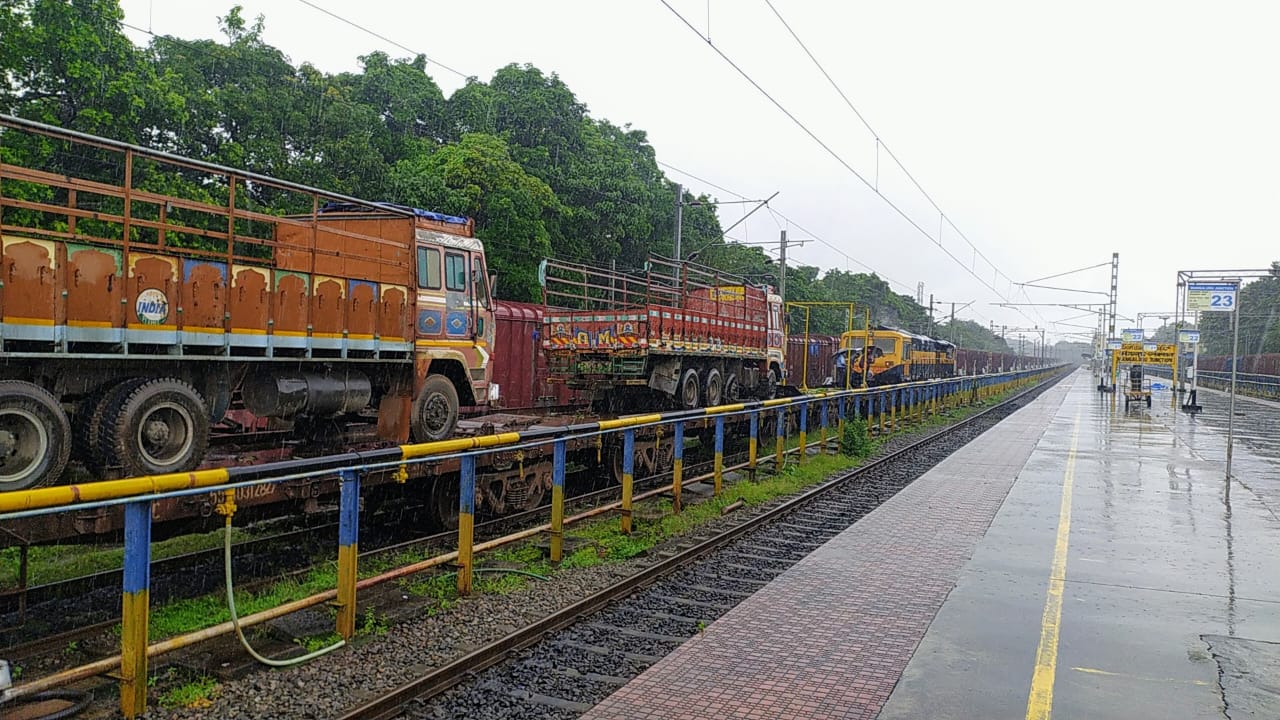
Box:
[492,300,583,411]
[786,333,840,389]
[0,116,494,490]
[541,256,786,411]
[1198,353,1280,375]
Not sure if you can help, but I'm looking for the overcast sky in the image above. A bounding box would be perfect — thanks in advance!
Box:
[118,0,1278,343]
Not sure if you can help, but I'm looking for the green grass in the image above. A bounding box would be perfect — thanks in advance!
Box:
[145,564,338,641]
[0,526,255,588]
[158,674,218,709]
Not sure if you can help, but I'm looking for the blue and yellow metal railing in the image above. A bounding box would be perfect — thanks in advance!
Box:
[0,366,1060,717]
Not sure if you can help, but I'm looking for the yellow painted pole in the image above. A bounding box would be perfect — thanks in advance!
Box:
[673,422,686,513]
[120,500,152,719]
[456,457,476,593]
[550,440,566,561]
[620,429,635,534]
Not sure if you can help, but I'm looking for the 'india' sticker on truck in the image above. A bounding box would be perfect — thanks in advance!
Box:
[136,288,170,324]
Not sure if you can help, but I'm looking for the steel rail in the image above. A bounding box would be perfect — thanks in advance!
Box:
[335,370,1068,720]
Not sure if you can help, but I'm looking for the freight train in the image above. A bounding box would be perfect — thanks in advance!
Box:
[0,116,794,506]
[785,330,1040,389]
[0,116,1033,543]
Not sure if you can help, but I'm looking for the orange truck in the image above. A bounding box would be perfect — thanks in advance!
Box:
[541,255,785,412]
[0,115,494,489]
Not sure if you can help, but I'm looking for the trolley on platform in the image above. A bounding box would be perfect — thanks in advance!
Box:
[1124,364,1152,410]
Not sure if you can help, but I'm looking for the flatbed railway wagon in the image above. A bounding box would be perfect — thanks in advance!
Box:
[0,115,496,491]
[541,256,786,411]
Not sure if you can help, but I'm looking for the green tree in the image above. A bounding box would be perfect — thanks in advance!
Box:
[390,134,561,302]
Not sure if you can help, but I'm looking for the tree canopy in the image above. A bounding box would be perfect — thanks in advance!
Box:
[0,0,1012,347]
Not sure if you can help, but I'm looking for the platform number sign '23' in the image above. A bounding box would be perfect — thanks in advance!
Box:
[1185,282,1239,313]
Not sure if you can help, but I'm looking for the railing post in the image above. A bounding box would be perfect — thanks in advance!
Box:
[336,469,360,639]
[621,429,635,534]
[877,391,886,435]
[889,388,897,430]
[837,395,846,439]
[120,500,152,719]
[747,410,759,479]
[713,415,725,495]
[457,455,476,593]
[775,406,786,470]
[820,401,830,454]
[550,439,566,560]
[672,422,685,513]
[798,400,808,464]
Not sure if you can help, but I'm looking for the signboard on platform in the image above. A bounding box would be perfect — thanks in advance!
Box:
[1114,341,1177,365]
[1186,282,1239,312]
[1178,330,1201,344]
[1106,338,1123,350]
[1122,328,1145,341]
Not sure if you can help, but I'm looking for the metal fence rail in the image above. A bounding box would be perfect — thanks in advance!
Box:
[0,366,1060,717]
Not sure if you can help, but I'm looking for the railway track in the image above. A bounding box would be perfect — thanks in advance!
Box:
[337,373,1065,720]
[0,453,731,655]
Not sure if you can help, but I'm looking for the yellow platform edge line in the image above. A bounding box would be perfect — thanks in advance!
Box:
[1025,411,1081,720]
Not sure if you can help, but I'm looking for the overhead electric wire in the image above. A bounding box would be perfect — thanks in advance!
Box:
[294,0,470,79]
[760,0,1024,291]
[657,0,1035,327]
[658,161,998,325]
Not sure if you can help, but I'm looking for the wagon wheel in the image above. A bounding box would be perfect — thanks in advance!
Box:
[0,381,71,490]
[430,476,460,529]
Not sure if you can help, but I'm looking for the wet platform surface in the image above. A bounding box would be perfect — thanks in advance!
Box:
[582,369,1280,719]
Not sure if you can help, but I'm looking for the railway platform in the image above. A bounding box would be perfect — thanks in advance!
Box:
[582,368,1280,719]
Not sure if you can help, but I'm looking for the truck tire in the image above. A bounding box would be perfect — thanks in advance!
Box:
[704,368,724,408]
[724,373,741,403]
[102,378,210,476]
[0,381,71,490]
[412,374,460,442]
[84,378,149,476]
[679,369,701,410]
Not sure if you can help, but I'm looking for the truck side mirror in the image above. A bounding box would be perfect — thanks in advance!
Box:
[489,272,498,298]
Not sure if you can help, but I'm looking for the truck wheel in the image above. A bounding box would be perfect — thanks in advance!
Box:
[724,373,741,403]
[84,378,148,476]
[679,369,701,410]
[764,367,780,399]
[0,381,71,490]
[704,368,724,407]
[103,378,210,476]
[412,374,460,442]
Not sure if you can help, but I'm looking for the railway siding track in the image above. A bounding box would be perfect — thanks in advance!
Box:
[334,373,1066,720]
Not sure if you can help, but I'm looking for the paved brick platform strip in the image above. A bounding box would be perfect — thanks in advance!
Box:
[583,380,1072,720]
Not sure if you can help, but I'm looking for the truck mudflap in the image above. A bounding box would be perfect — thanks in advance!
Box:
[648,357,681,395]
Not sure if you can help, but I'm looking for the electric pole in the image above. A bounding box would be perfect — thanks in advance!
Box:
[778,229,787,313]
[928,294,935,336]
[950,302,956,345]
[673,183,683,261]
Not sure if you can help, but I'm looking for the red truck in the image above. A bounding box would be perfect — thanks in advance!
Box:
[541,255,786,412]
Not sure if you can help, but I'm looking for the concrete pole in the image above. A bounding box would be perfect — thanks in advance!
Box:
[778,229,787,310]
[673,183,683,261]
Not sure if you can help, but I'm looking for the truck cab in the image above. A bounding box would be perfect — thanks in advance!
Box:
[407,209,496,440]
